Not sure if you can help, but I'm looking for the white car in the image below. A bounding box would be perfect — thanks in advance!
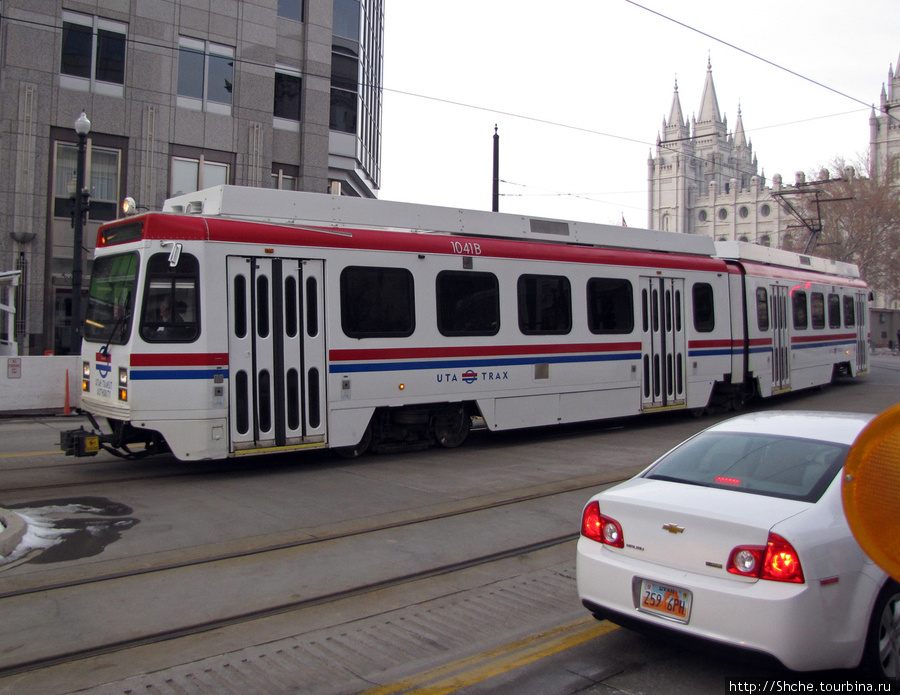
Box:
[576,411,899,681]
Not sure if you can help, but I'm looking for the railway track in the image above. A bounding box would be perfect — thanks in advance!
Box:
[0,473,627,679]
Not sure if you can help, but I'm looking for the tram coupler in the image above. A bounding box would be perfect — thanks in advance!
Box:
[60,426,101,457]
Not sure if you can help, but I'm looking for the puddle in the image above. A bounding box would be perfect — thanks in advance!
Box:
[2,497,140,566]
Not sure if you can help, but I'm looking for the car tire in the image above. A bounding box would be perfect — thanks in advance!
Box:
[861,579,900,683]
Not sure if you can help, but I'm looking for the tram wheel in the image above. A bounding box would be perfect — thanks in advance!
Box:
[433,404,470,448]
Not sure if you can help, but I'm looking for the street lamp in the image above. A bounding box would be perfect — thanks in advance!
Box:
[70,110,90,354]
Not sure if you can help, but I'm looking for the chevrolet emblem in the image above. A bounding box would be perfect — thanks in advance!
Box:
[662,523,685,534]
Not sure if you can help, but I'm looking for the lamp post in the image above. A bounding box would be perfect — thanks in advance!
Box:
[70,110,90,354]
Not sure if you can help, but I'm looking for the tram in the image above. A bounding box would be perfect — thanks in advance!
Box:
[60,186,869,461]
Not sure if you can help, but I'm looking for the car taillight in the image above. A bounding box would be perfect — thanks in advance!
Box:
[581,501,624,548]
[727,533,804,583]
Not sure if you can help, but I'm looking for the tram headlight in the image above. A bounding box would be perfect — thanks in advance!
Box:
[118,367,128,402]
[82,361,90,393]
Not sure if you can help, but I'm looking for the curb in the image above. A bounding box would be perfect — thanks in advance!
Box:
[0,508,26,558]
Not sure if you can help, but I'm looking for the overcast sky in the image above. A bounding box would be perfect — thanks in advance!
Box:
[377,0,900,227]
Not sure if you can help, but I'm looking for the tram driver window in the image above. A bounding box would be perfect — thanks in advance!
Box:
[140,253,200,342]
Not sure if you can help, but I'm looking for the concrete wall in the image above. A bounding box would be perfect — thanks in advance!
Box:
[1,356,80,413]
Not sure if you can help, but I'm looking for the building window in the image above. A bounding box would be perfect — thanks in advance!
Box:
[760,235,771,247]
[277,0,304,22]
[170,151,231,196]
[272,164,299,190]
[334,0,361,41]
[739,206,749,218]
[60,12,126,97]
[718,208,728,221]
[274,67,302,130]
[698,209,708,222]
[331,47,358,134]
[760,204,771,217]
[52,140,122,222]
[177,38,234,115]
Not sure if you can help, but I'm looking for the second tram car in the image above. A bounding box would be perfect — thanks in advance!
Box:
[62,186,869,461]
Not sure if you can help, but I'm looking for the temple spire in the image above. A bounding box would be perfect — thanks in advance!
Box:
[697,58,721,125]
[667,76,685,129]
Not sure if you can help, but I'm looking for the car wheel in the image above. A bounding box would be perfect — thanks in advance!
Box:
[862,579,900,683]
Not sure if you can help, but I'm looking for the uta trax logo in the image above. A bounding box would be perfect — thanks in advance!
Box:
[95,346,112,378]
[435,369,509,384]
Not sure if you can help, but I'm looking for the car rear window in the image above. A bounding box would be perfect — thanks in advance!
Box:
[643,432,848,502]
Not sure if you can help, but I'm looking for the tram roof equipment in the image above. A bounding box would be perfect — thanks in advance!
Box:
[162,186,718,257]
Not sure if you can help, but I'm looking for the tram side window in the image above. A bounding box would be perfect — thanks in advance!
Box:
[587,278,633,334]
[341,266,415,338]
[518,274,571,335]
[828,294,841,329]
[792,291,808,330]
[756,287,769,332]
[140,253,200,343]
[436,271,499,336]
[811,292,825,329]
[692,283,715,333]
[843,295,856,327]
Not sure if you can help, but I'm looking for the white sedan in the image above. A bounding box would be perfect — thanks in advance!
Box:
[576,410,899,681]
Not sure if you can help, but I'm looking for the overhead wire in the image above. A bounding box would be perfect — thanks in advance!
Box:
[10,6,893,205]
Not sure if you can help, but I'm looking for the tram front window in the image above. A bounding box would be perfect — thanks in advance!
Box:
[84,252,139,345]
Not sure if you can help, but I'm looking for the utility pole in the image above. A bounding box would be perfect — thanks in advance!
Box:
[492,125,499,212]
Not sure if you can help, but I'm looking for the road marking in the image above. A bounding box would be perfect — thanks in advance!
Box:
[0,450,63,459]
[358,616,618,695]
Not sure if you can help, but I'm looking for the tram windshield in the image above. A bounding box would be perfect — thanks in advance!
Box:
[84,252,139,345]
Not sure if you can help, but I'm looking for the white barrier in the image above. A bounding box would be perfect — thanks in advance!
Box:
[1,356,81,414]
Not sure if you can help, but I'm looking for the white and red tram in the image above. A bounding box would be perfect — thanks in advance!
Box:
[61,186,869,461]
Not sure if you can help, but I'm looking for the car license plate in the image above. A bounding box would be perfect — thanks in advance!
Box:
[638,579,692,623]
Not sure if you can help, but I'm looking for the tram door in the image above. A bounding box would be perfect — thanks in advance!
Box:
[640,277,686,410]
[854,291,869,375]
[770,285,791,392]
[226,256,327,452]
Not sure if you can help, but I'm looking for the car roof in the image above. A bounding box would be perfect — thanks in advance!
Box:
[702,411,875,446]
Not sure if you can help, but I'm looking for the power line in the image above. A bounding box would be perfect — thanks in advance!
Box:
[623,0,900,127]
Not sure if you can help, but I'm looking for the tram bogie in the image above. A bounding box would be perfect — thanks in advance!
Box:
[61,186,869,462]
